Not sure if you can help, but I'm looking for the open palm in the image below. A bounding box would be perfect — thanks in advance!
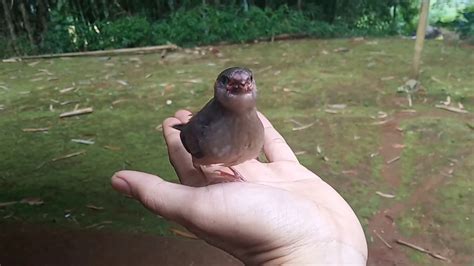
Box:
[111,110,367,264]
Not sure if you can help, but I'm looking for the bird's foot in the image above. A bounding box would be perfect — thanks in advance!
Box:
[212,167,245,183]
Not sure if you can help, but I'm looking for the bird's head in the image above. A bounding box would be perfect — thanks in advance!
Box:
[214,67,257,113]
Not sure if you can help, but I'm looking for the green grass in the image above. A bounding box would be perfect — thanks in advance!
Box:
[1,37,473,259]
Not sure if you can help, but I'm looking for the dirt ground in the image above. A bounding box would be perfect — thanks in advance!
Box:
[0,223,240,266]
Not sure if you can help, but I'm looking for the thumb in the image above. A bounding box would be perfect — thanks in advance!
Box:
[111,170,195,221]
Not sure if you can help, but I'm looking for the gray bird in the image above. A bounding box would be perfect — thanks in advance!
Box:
[173,67,264,181]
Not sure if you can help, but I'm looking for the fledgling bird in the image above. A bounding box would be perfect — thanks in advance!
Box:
[173,67,264,181]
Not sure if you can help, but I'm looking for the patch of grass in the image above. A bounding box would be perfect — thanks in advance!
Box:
[398,117,474,199]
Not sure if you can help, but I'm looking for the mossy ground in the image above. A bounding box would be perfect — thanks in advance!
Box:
[0,38,473,264]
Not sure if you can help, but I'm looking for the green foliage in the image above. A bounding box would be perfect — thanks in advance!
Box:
[97,17,153,49]
[2,5,403,57]
[456,6,474,42]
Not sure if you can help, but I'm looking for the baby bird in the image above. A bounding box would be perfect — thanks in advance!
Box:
[173,67,264,181]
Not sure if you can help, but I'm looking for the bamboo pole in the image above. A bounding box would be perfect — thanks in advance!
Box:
[5,44,178,61]
[412,0,430,79]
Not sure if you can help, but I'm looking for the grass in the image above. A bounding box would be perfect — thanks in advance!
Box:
[0,38,473,263]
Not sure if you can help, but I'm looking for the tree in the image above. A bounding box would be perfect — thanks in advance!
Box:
[1,0,18,53]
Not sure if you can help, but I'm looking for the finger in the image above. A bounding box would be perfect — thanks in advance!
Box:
[175,109,193,123]
[258,112,298,163]
[163,116,205,187]
[111,171,195,221]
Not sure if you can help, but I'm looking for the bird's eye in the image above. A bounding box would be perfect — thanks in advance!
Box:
[250,75,253,81]
[221,76,229,85]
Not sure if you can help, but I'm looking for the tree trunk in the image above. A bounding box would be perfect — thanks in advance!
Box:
[242,0,249,12]
[167,0,175,11]
[37,0,49,38]
[1,0,19,53]
[102,0,109,19]
[297,0,302,10]
[412,0,430,79]
[322,0,337,23]
[19,0,36,49]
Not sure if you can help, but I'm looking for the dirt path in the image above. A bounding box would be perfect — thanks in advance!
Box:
[367,109,470,265]
[0,223,240,266]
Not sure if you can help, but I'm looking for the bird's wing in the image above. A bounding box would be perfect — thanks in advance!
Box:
[179,98,219,159]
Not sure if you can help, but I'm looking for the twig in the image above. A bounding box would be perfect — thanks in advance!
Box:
[85,221,113,229]
[292,123,314,131]
[396,239,449,261]
[71,139,95,145]
[59,107,93,118]
[386,156,400,164]
[374,231,392,249]
[435,104,468,114]
[22,127,50,132]
[86,204,104,211]
[51,150,86,162]
[376,191,396,199]
[0,201,19,208]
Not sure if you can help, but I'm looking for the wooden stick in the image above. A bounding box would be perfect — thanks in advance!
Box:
[292,123,314,131]
[22,127,50,132]
[386,156,401,164]
[374,231,392,249]
[435,104,468,114]
[412,0,430,78]
[396,239,449,261]
[51,150,86,162]
[60,107,93,118]
[5,44,178,61]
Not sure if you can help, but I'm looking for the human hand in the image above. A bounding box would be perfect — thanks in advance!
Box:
[111,110,367,265]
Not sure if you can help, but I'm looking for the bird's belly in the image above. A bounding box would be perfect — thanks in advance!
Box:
[196,128,262,166]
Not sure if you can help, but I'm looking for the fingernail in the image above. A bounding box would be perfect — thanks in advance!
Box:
[111,175,132,196]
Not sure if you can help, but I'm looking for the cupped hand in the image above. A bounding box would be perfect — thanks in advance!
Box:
[111,110,367,265]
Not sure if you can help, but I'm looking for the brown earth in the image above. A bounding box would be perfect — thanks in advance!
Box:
[367,109,472,266]
[0,223,241,266]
